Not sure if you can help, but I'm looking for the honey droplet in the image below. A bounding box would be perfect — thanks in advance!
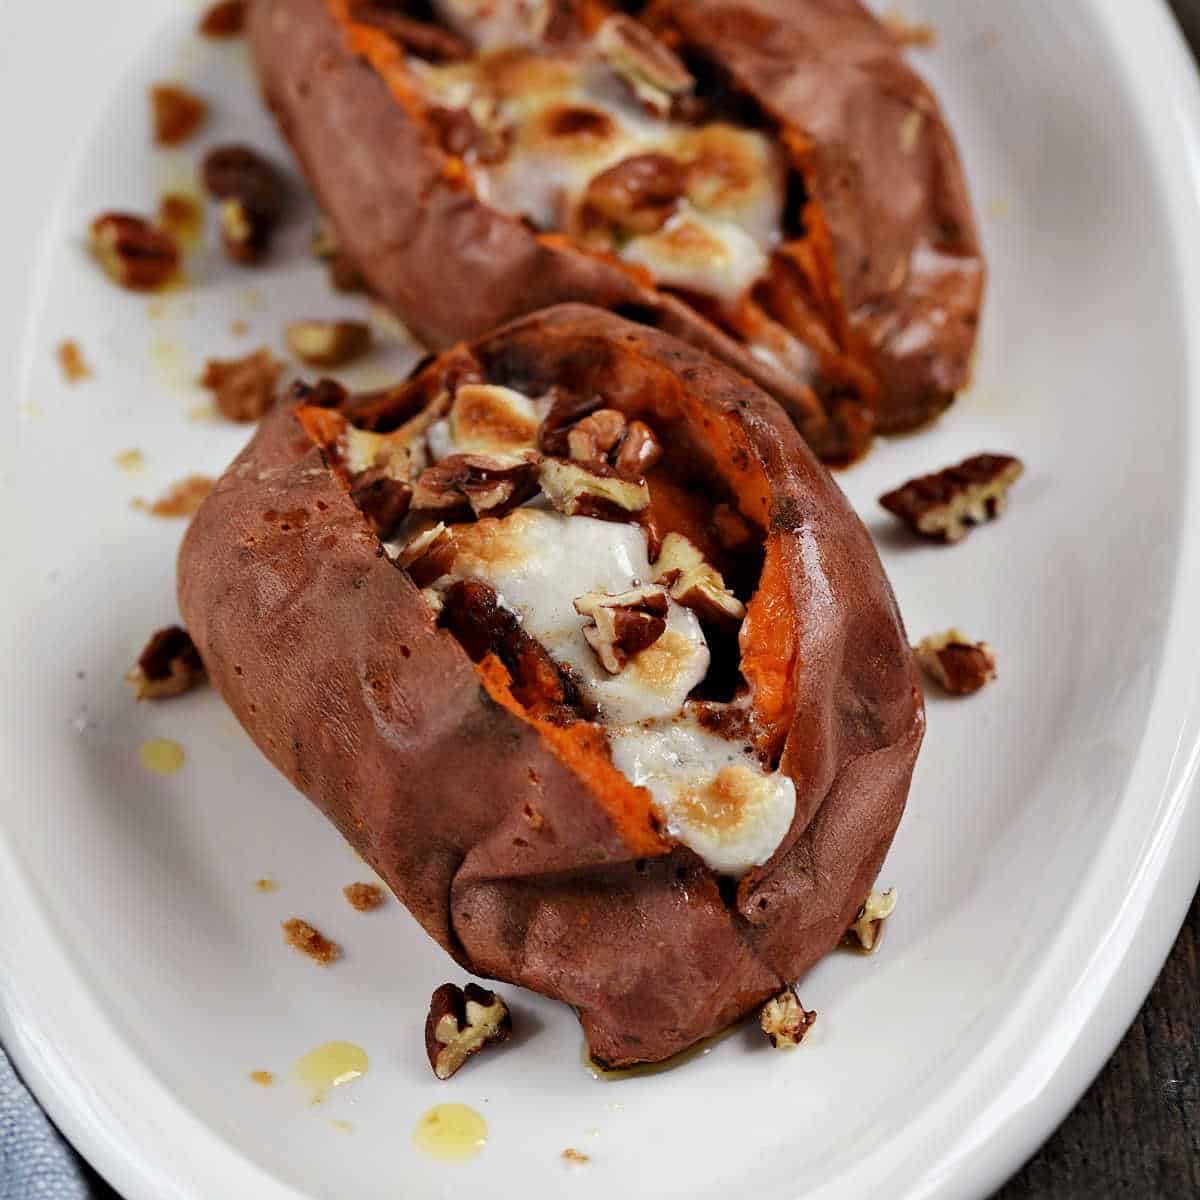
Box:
[292,1041,368,1103]
[412,1103,487,1161]
[138,738,186,775]
[249,1070,275,1086]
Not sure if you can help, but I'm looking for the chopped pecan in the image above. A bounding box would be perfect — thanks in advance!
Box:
[286,319,372,368]
[351,471,413,540]
[538,388,604,456]
[574,585,669,674]
[150,83,207,147]
[343,882,386,912]
[201,347,284,422]
[158,193,203,243]
[201,145,287,264]
[879,453,1024,543]
[539,457,649,519]
[428,105,514,165]
[393,522,455,587]
[567,408,627,466]
[555,405,663,480]
[425,982,512,1081]
[846,888,897,953]
[126,625,206,701]
[652,533,745,626]
[198,0,246,36]
[352,4,471,61]
[914,630,997,695]
[759,987,817,1049]
[89,213,180,292]
[575,153,685,246]
[614,420,663,478]
[281,918,342,965]
[595,14,694,116]
[412,452,540,519]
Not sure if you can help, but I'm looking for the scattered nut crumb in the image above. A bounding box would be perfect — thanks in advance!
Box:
[199,0,246,37]
[880,453,1024,543]
[126,625,206,700]
[343,882,386,912]
[201,347,284,422]
[150,84,208,147]
[114,448,145,473]
[846,888,897,953]
[882,8,937,47]
[249,1070,275,1086]
[56,340,92,383]
[202,145,288,265]
[255,877,279,893]
[158,193,204,244]
[562,1148,591,1165]
[282,918,342,966]
[133,474,214,519]
[286,319,373,368]
[759,987,817,1049]
[425,983,512,1080]
[915,630,997,695]
[89,213,180,292]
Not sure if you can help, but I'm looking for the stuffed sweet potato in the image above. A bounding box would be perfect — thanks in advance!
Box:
[178,305,924,1065]
[249,0,983,462]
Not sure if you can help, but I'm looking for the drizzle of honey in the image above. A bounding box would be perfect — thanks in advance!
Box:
[249,1070,275,1086]
[292,1041,368,1103]
[138,738,186,775]
[412,1103,488,1161]
[582,1018,748,1081]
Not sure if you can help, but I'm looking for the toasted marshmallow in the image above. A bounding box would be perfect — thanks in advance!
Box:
[609,718,796,876]
[445,508,709,723]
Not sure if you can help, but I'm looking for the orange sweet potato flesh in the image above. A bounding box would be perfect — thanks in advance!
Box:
[247,0,981,461]
[178,305,923,1065]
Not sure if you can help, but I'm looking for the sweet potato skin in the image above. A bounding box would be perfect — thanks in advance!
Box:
[178,305,923,1064]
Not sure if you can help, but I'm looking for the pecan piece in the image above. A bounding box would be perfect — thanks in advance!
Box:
[880,453,1024,543]
[150,83,207,147]
[126,625,206,701]
[393,522,455,586]
[652,533,745,626]
[350,471,412,540]
[759,987,817,1049]
[352,4,471,62]
[574,585,669,674]
[428,106,514,165]
[914,630,997,695]
[846,888,897,953]
[539,457,649,519]
[281,918,341,965]
[89,213,179,292]
[595,14,694,116]
[575,153,685,247]
[135,474,215,518]
[198,0,246,36]
[425,982,512,1080]
[567,408,627,466]
[201,347,284,422]
[201,145,287,264]
[614,420,663,478]
[412,452,541,519]
[343,882,386,912]
[285,320,372,368]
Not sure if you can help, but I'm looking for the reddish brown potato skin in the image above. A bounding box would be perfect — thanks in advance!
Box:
[249,0,847,456]
[178,305,923,1065]
[647,0,985,433]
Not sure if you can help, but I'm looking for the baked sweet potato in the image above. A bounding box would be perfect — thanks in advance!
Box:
[249,0,982,461]
[178,305,924,1065]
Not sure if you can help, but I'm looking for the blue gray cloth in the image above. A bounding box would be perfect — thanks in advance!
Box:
[0,1045,104,1200]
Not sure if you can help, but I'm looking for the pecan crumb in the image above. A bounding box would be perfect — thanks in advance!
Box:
[249,1069,275,1086]
[343,882,386,912]
[595,14,694,116]
[915,630,997,695]
[539,456,648,519]
[202,145,287,265]
[882,8,937,47]
[126,625,206,701]
[286,319,372,368]
[846,888,897,953]
[201,347,284,422]
[759,987,817,1049]
[150,84,207,147]
[425,982,512,1080]
[413,452,541,519]
[199,0,246,37]
[56,340,92,383]
[879,453,1024,543]
[574,585,669,674]
[281,918,342,966]
[134,474,215,519]
[89,213,180,292]
[562,1148,591,1165]
[652,533,745,626]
